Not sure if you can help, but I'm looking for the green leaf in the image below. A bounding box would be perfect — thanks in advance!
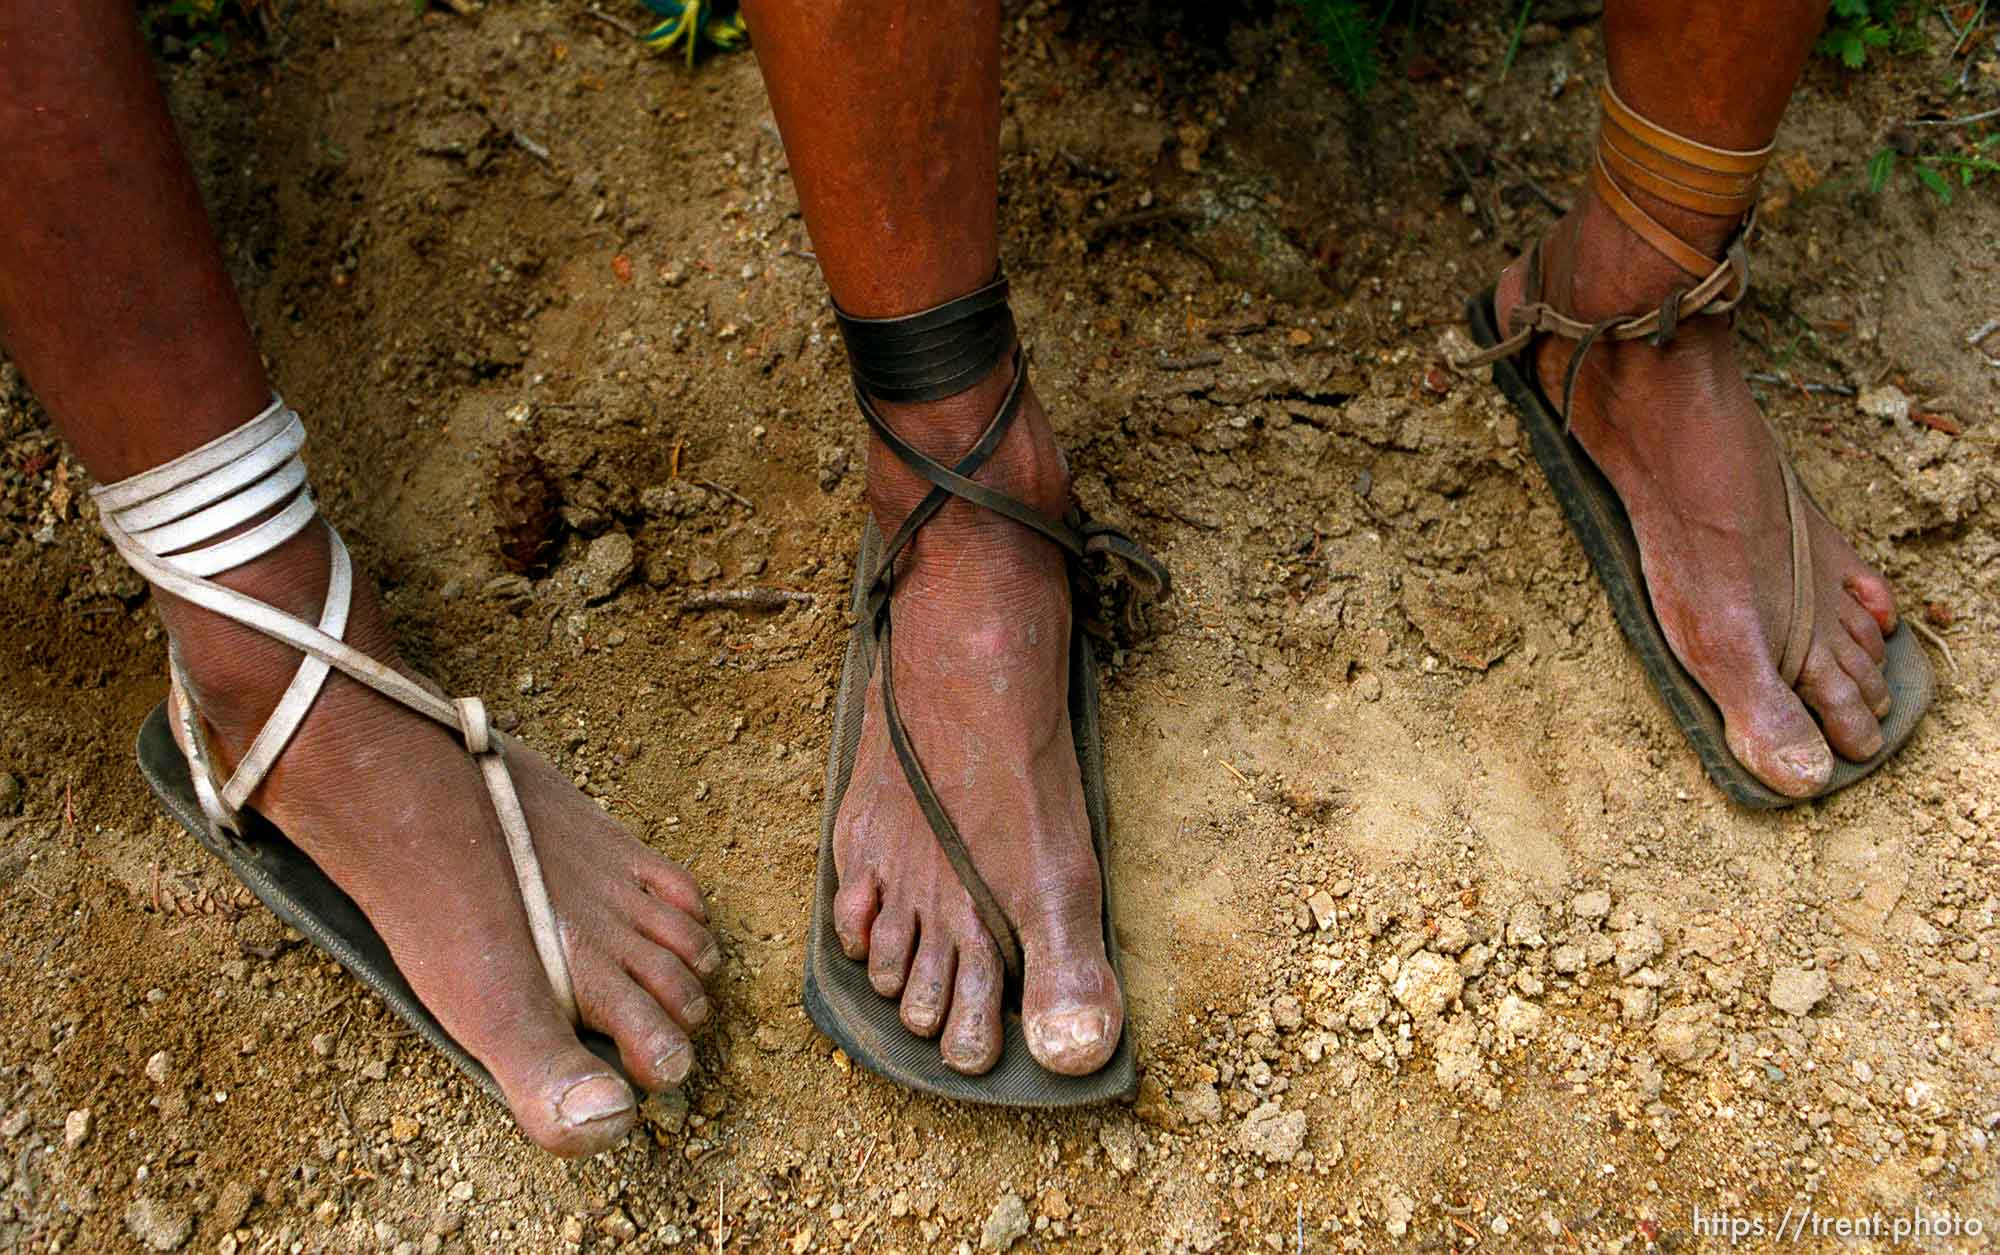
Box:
[1866,147,1896,194]
[1914,162,1952,202]
[1293,0,1382,98]
[1830,0,1869,18]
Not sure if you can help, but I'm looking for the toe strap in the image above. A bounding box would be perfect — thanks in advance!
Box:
[1775,451,1815,690]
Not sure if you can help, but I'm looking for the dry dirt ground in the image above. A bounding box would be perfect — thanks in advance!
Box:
[3,1,1999,1251]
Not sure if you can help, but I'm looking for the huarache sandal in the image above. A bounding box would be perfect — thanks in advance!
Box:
[93,399,624,1099]
[803,274,1169,1105]
[1461,82,1932,808]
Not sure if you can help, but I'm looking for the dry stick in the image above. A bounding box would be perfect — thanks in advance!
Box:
[1441,145,1501,238]
[584,6,642,37]
[1909,618,1960,679]
[1084,205,1201,243]
[512,131,553,166]
[680,589,814,613]
[696,478,754,511]
[1905,105,2000,128]
[1744,372,1856,396]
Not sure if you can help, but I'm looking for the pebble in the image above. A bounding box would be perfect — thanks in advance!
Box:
[0,771,21,816]
[309,1033,336,1059]
[1098,1123,1139,1174]
[1571,889,1611,920]
[980,1194,1029,1251]
[146,1051,172,1084]
[124,1196,193,1251]
[62,1108,90,1149]
[1857,384,1911,423]
[1505,903,1546,948]
[1391,952,1463,1019]
[212,1179,255,1233]
[1652,1003,1720,1069]
[577,533,636,603]
[1237,1101,1308,1164]
[0,1109,29,1139]
[642,1087,689,1135]
[1495,994,1543,1040]
[1177,1082,1223,1125]
[1271,995,1304,1032]
[1769,966,1831,1017]
[1306,891,1338,931]
[1431,916,1474,955]
[1614,923,1664,977]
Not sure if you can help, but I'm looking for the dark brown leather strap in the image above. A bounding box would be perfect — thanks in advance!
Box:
[854,347,1168,987]
[833,274,1016,403]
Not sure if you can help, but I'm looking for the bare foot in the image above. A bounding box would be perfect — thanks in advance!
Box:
[157,522,719,1157]
[830,363,1122,1076]
[1493,189,1899,798]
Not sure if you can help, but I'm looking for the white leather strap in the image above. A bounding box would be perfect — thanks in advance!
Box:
[92,398,578,1023]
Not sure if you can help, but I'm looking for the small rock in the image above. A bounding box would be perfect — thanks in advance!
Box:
[1177,1082,1223,1125]
[1237,1102,1308,1164]
[889,1191,911,1219]
[1098,1123,1140,1174]
[308,1034,335,1060]
[124,1196,193,1251]
[1391,951,1463,1020]
[1615,922,1664,977]
[642,1088,689,1136]
[1571,890,1612,920]
[688,553,723,583]
[1382,1187,1415,1239]
[63,1108,90,1149]
[1551,944,1585,975]
[360,1059,388,1082]
[0,772,21,816]
[1431,916,1474,956]
[212,1180,255,1234]
[390,1115,422,1142]
[980,1194,1030,1251]
[1617,986,1657,1023]
[1652,1003,1721,1069]
[480,573,534,607]
[816,446,850,492]
[1495,994,1543,1040]
[145,1050,173,1083]
[1272,996,1304,1032]
[577,533,636,603]
[0,1110,29,1139]
[1857,384,1911,424]
[1306,891,1338,931]
[1505,903,1546,948]
[1769,966,1831,1017]
[447,1181,475,1204]
[1132,1074,1177,1130]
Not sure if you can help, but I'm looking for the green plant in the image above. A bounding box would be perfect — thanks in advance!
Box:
[1291,0,1384,97]
[1866,133,2000,202]
[1818,0,1923,68]
[142,0,264,56]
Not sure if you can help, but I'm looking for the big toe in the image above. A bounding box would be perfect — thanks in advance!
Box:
[491,1030,638,1157]
[1720,664,1835,799]
[1022,953,1123,1076]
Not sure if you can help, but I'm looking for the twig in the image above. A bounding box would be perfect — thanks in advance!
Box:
[779,248,818,262]
[1905,105,2000,128]
[1085,206,1201,243]
[1745,372,1856,396]
[1156,350,1223,371]
[512,131,552,167]
[1220,759,1252,787]
[1441,145,1501,237]
[584,6,641,37]
[695,478,753,511]
[1909,618,1960,678]
[1495,156,1572,215]
[680,589,814,613]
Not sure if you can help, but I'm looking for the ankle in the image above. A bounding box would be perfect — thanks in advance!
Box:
[862,363,1071,538]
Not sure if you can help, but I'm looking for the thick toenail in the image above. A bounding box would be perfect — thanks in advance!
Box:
[656,1043,692,1085]
[556,1074,634,1128]
[1030,1008,1110,1059]
[696,942,723,976]
[683,995,711,1027]
[1780,743,1832,784]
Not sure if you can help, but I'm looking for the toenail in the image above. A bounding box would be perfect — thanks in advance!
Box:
[696,942,723,976]
[1030,1007,1110,1059]
[555,1074,634,1128]
[683,995,711,1027]
[655,1043,692,1085]
[1779,743,1832,783]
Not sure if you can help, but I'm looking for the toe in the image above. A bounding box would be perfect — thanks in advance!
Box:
[833,872,880,962]
[1020,910,1122,1076]
[900,928,956,1038]
[1837,594,1887,666]
[1844,567,1899,635]
[1833,633,1892,720]
[623,941,713,1035]
[1718,664,1833,799]
[939,938,1003,1076]
[487,1022,638,1157]
[584,968,696,1094]
[1797,648,1884,761]
[626,885,723,979]
[867,906,916,997]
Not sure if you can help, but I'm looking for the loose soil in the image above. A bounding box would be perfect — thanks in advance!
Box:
[3,2,1998,1251]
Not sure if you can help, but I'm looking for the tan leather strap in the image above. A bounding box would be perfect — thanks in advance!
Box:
[1774,446,1815,689]
[93,399,579,1024]
[1593,82,1773,279]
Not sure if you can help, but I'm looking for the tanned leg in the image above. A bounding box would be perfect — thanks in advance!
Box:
[1494,0,1899,798]
[742,0,1122,1075]
[0,0,719,1153]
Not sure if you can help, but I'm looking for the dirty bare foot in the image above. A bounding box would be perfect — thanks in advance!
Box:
[830,363,1122,1076]
[1494,190,1899,799]
[157,523,719,1157]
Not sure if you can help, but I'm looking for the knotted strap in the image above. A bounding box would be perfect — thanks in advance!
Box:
[92,398,577,1023]
[836,284,1169,985]
[1458,84,1816,690]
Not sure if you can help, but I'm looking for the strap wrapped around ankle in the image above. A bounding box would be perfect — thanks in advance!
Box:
[90,397,581,1025]
[832,273,1016,403]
